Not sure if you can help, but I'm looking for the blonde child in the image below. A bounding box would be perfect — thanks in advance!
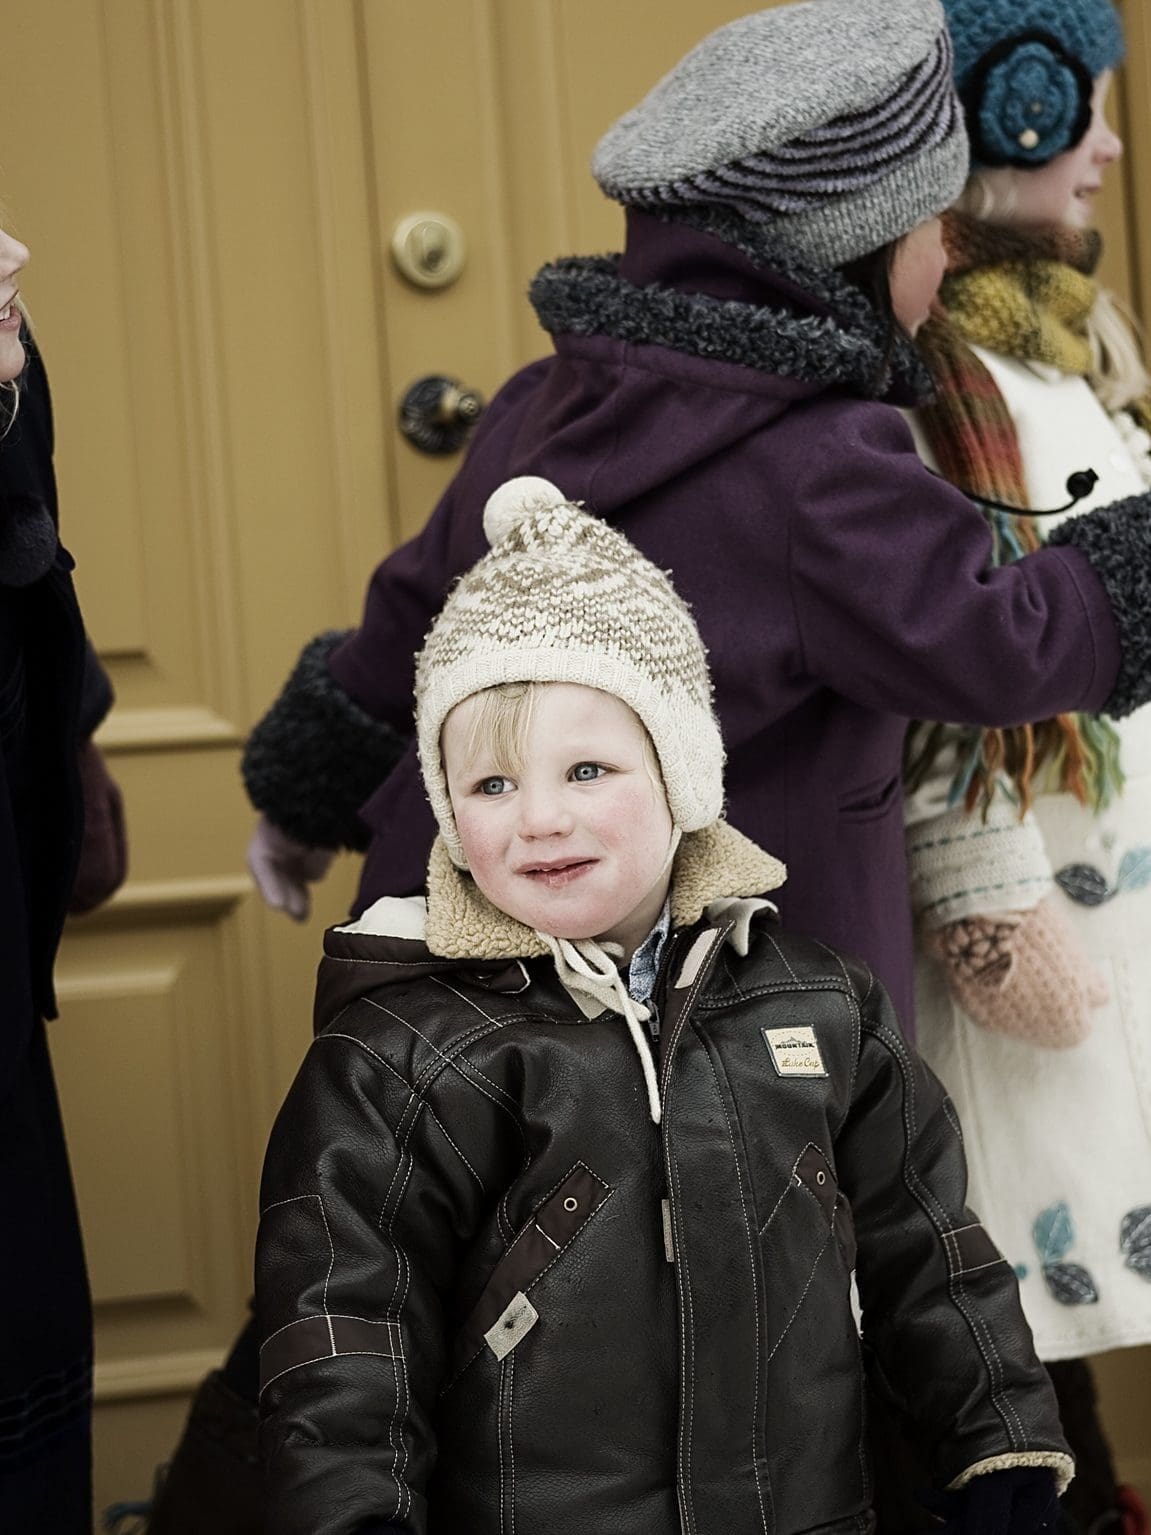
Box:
[256,478,1072,1535]
[905,2,1151,1529]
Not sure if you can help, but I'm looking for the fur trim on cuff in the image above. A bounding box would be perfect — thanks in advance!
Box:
[948,1452,1075,1497]
[1048,493,1151,719]
[241,631,409,851]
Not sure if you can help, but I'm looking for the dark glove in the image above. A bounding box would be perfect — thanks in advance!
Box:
[922,1468,1060,1535]
[69,738,128,914]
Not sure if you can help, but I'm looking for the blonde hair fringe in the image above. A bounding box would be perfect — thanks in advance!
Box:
[452,682,665,793]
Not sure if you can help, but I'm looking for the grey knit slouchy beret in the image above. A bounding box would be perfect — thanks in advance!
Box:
[592,0,970,268]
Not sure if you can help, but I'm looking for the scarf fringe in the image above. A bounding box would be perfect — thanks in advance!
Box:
[909,273,1126,818]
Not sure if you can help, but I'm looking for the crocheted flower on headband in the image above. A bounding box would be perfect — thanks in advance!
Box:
[943,0,1124,167]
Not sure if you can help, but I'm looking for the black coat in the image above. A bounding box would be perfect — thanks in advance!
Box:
[0,334,97,1529]
[257,904,1070,1535]
[0,338,88,1086]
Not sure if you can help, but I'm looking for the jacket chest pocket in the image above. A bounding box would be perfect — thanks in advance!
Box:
[443,1162,612,1391]
[759,1142,856,1359]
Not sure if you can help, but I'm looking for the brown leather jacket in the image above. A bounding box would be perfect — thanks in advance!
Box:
[256,831,1070,1535]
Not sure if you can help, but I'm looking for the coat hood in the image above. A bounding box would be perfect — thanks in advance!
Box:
[503,210,930,522]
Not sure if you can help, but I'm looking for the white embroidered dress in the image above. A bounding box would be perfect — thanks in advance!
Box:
[905,348,1151,1361]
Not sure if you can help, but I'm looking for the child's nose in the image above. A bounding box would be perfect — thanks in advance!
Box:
[1096,123,1123,163]
[517,785,574,839]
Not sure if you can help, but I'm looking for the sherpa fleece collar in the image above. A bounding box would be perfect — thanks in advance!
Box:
[422,820,786,962]
[529,212,933,403]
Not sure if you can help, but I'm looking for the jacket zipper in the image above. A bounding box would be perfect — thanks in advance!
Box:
[653,923,733,1535]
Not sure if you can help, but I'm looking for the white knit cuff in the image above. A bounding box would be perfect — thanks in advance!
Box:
[907,801,1053,929]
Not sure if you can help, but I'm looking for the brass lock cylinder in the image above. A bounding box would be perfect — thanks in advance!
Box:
[390,211,466,290]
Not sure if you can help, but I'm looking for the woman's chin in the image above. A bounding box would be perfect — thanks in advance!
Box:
[0,338,26,384]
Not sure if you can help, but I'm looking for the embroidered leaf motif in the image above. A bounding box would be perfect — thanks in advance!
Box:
[1033,1202,1075,1265]
[1117,848,1151,894]
[1120,1206,1151,1280]
[1042,1262,1099,1306]
[1013,1263,1030,1282]
[1054,864,1112,907]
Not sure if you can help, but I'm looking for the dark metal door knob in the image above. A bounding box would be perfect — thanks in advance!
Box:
[398,375,484,455]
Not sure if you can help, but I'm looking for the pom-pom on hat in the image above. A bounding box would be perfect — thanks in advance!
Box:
[591,0,969,267]
[943,0,1125,167]
[415,477,725,866]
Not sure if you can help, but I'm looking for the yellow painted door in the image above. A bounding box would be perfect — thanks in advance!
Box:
[2,0,1149,1518]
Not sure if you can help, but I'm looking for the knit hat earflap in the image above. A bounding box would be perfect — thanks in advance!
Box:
[415,478,725,868]
[942,0,1125,168]
[591,0,969,268]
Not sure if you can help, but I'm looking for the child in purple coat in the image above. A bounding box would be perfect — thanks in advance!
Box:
[244,0,1149,1040]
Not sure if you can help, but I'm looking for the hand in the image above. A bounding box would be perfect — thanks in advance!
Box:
[922,1467,1059,1535]
[925,897,1108,1048]
[69,739,129,914]
[247,815,335,921]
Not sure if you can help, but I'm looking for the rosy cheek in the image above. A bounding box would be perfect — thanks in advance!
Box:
[595,782,672,858]
[599,782,655,826]
[454,808,502,873]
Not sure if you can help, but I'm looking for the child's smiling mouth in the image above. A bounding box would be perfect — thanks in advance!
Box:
[519,858,598,888]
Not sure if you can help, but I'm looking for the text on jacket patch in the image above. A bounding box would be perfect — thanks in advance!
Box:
[762,1026,828,1078]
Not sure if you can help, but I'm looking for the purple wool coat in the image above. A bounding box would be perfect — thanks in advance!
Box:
[323,213,1120,1031]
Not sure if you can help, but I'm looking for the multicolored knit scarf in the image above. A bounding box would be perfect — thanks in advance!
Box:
[906,212,1132,815]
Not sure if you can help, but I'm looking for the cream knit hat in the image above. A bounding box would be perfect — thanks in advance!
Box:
[415,477,725,866]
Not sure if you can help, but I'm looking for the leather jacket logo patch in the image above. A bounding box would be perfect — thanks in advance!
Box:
[762,1026,827,1078]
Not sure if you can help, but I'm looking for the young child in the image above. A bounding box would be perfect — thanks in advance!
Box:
[903,2,1151,1529]
[256,477,1073,1535]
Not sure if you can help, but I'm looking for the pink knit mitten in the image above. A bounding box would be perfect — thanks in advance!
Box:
[926,897,1108,1048]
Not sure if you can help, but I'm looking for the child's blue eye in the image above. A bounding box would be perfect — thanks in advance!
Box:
[478,776,512,796]
[570,762,606,783]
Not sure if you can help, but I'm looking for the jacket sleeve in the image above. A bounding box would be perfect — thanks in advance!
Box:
[786,400,1146,724]
[256,1023,478,1535]
[834,973,1073,1492]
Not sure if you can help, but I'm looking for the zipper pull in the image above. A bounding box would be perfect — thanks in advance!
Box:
[661,1198,675,1263]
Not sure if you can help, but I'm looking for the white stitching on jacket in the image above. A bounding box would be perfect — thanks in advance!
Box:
[260,1349,399,1394]
[767,1229,835,1363]
[320,1031,488,1192]
[704,1052,771,1534]
[868,1017,1026,1448]
[261,1193,337,1356]
[660,927,730,1534]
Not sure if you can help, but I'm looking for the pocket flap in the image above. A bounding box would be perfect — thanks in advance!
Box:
[450,1164,610,1379]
